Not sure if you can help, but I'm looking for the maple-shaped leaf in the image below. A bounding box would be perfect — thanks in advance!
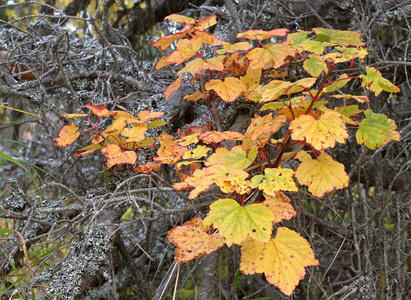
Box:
[196,14,217,31]
[313,28,365,46]
[164,77,182,100]
[325,47,368,64]
[183,145,212,159]
[295,151,349,197]
[242,114,287,150]
[154,133,187,164]
[151,24,194,51]
[168,217,225,263]
[121,123,147,143]
[240,227,319,296]
[183,164,249,199]
[324,73,351,93]
[60,113,90,118]
[199,130,243,144]
[250,168,298,196]
[360,66,400,96]
[177,56,225,75]
[154,55,174,69]
[192,31,218,45]
[53,123,80,147]
[241,67,261,92]
[86,103,111,117]
[178,133,200,146]
[246,42,293,70]
[237,28,289,40]
[303,55,327,77]
[205,77,247,102]
[101,144,137,168]
[356,109,400,150]
[259,80,292,102]
[203,198,274,246]
[263,192,296,224]
[205,147,229,166]
[290,110,348,150]
[166,38,202,65]
[135,162,161,173]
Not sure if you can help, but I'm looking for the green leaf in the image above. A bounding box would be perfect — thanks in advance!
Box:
[359,66,401,96]
[356,109,400,150]
[203,198,274,246]
[324,73,351,93]
[313,28,365,46]
[304,55,328,77]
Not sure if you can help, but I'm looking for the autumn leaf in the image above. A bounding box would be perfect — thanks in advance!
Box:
[101,144,137,168]
[219,146,257,170]
[164,14,196,24]
[203,198,274,246]
[135,162,161,173]
[356,109,400,150]
[86,103,111,117]
[242,114,287,150]
[237,28,289,40]
[199,130,243,144]
[196,14,217,31]
[313,28,365,46]
[154,133,187,164]
[217,41,251,52]
[304,55,327,77]
[216,177,251,194]
[60,113,90,118]
[166,38,202,65]
[335,105,362,125]
[121,124,147,143]
[183,145,212,159]
[205,77,247,102]
[240,227,319,296]
[53,123,80,147]
[324,73,351,93]
[75,143,103,157]
[137,110,164,122]
[295,151,349,197]
[290,110,348,150]
[250,168,298,196]
[360,66,400,96]
[167,217,225,263]
[331,94,369,103]
[164,77,182,101]
[177,56,225,75]
[245,42,293,70]
[263,192,296,224]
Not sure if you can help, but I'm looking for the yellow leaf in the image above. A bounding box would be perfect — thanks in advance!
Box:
[167,217,225,263]
[53,123,80,147]
[154,134,187,164]
[290,110,348,150]
[250,168,298,196]
[121,123,147,143]
[203,198,274,246]
[295,151,349,197]
[183,145,212,159]
[240,227,319,296]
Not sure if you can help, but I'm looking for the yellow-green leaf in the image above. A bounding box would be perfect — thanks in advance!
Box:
[203,198,274,246]
[360,66,401,96]
[356,109,400,150]
[250,168,298,196]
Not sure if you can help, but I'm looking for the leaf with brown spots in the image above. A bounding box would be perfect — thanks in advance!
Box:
[168,217,225,262]
[240,227,318,296]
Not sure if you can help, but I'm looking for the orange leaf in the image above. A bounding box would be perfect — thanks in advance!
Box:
[168,217,225,263]
[237,28,289,40]
[121,123,147,143]
[137,110,164,122]
[217,41,251,52]
[196,14,217,31]
[101,144,137,168]
[75,143,103,157]
[263,192,296,224]
[205,77,246,102]
[135,162,161,173]
[245,42,293,70]
[86,103,111,117]
[290,110,348,150]
[164,77,182,100]
[199,130,243,144]
[154,133,187,164]
[164,14,196,24]
[242,114,287,150]
[240,228,319,296]
[295,151,349,197]
[53,123,80,147]
[166,38,202,65]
